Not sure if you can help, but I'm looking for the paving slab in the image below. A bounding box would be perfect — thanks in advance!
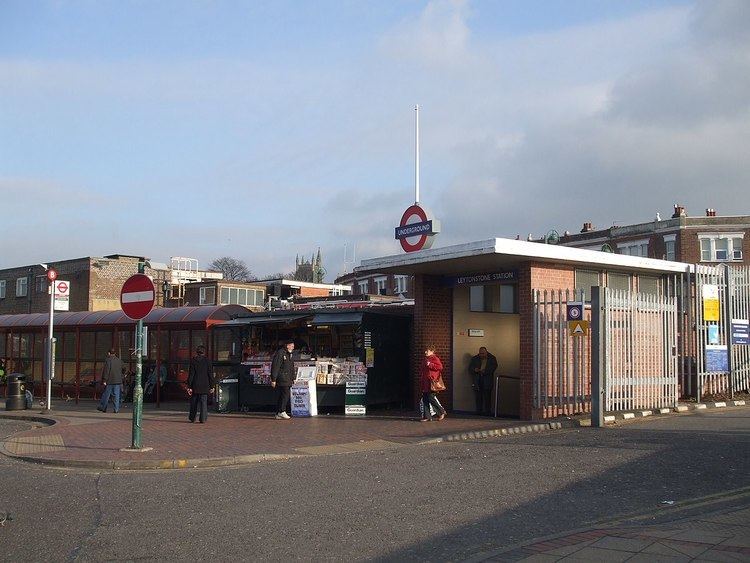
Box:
[0,400,571,469]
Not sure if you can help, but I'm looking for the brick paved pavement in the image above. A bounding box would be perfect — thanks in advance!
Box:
[470,489,750,562]
[0,400,566,468]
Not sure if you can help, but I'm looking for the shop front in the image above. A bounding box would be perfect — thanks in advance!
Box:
[211,307,412,412]
[355,238,690,420]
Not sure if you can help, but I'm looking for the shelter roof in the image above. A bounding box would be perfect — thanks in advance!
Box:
[0,305,249,330]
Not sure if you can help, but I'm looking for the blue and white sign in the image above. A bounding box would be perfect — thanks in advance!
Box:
[705,345,729,373]
[567,302,584,322]
[732,319,749,345]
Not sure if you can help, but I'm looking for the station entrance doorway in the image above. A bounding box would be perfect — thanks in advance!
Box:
[452,282,520,417]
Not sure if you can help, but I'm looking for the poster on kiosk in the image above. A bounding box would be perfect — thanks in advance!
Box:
[291,366,318,417]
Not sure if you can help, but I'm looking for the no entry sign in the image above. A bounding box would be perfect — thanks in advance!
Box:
[120,274,156,320]
[394,204,441,252]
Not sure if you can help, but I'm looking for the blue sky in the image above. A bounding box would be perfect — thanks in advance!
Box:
[2,0,748,279]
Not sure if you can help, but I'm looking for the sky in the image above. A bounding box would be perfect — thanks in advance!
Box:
[1,0,749,280]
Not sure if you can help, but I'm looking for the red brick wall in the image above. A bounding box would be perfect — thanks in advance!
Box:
[412,274,452,411]
[299,287,331,298]
[519,262,575,420]
[679,228,750,265]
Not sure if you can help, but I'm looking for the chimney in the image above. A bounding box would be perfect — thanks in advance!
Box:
[580,222,594,233]
[706,208,716,217]
[672,204,686,218]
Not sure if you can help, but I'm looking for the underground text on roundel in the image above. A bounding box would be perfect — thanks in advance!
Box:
[395,220,434,239]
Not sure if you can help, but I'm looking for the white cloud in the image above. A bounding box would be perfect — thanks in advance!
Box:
[2,1,748,276]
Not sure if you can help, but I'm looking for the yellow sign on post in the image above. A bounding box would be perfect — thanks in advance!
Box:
[568,320,589,336]
[702,285,721,322]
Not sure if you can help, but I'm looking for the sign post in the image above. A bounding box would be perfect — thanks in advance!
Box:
[120,268,155,450]
[45,267,58,411]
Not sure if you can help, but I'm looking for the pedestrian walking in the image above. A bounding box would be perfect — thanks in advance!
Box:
[187,346,214,423]
[271,340,296,419]
[97,349,124,413]
[420,346,447,422]
[468,346,498,415]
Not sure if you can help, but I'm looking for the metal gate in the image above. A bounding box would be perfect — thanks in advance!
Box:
[532,289,591,417]
[600,288,679,411]
[694,264,750,399]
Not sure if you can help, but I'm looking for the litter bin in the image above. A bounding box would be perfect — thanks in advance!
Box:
[5,373,27,411]
[215,377,239,413]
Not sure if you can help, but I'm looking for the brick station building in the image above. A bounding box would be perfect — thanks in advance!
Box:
[355,238,689,421]
[0,255,170,315]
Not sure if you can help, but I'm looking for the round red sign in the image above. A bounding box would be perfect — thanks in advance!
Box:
[395,204,441,253]
[56,281,68,294]
[120,274,156,321]
[46,268,58,282]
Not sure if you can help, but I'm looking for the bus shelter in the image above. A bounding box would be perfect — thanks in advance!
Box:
[0,305,247,405]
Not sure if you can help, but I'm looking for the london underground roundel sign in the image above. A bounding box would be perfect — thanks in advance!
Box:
[120,274,156,321]
[395,204,441,252]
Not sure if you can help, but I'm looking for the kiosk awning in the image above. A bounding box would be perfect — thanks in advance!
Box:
[311,312,363,325]
[221,314,311,326]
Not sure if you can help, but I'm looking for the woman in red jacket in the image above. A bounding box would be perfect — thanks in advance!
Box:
[420,346,447,422]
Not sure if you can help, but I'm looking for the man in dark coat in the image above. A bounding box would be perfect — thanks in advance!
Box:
[468,347,498,415]
[270,340,296,419]
[188,346,214,423]
[97,349,124,413]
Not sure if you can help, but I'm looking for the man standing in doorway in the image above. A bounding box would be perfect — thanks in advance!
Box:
[271,340,295,419]
[468,347,498,416]
[97,349,124,413]
[187,346,214,423]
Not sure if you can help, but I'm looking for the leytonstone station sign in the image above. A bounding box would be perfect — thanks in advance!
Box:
[395,204,441,252]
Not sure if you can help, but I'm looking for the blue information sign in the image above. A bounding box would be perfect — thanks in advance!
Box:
[731,319,749,345]
[705,345,729,373]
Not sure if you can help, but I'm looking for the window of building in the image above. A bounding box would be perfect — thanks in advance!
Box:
[0,280,5,299]
[374,277,387,295]
[663,234,676,261]
[469,284,517,313]
[394,275,408,294]
[36,275,49,293]
[357,280,369,294]
[639,276,661,295]
[699,233,744,262]
[218,286,263,306]
[617,239,649,257]
[575,270,600,301]
[608,272,631,292]
[199,286,216,305]
[16,277,27,297]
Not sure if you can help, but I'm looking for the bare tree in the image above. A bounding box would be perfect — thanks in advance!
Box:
[209,257,251,281]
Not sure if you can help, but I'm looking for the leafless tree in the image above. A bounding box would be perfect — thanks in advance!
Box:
[209,257,251,281]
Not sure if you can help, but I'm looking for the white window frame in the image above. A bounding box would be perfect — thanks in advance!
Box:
[374,276,388,295]
[357,280,369,295]
[617,238,649,257]
[199,286,216,305]
[0,280,5,299]
[218,286,263,306]
[663,234,677,261]
[35,275,48,293]
[16,277,27,297]
[698,233,744,262]
[394,275,408,294]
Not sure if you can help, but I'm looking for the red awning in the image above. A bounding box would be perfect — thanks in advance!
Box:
[0,305,249,330]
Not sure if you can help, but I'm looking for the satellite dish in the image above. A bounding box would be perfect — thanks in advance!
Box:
[545,230,560,245]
